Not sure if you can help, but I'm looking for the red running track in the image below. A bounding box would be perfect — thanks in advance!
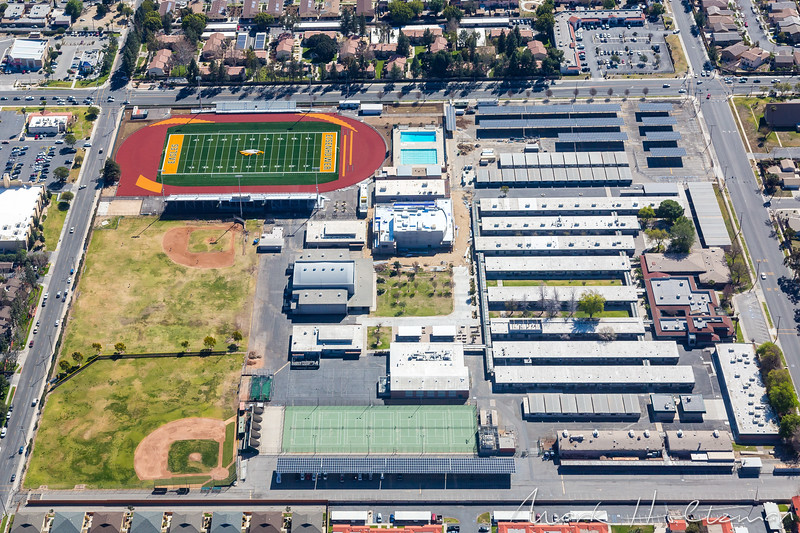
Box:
[115,113,387,197]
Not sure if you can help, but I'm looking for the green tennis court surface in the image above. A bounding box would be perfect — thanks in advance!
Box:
[158,121,340,187]
[282,406,477,454]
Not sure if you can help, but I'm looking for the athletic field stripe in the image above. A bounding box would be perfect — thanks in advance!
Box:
[349,131,353,167]
[161,134,185,174]
[320,132,336,173]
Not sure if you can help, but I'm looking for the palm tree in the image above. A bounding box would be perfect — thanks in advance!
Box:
[607,87,614,99]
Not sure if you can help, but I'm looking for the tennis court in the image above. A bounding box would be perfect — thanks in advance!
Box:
[282,406,477,454]
[158,121,340,187]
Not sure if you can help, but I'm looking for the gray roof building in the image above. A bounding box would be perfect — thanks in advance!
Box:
[250,513,282,533]
[291,514,322,533]
[170,514,203,533]
[686,182,732,248]
[210,513,242,533]
[557,429,663,459]
[51,513,85,533]
[11,513,46,533]
[664,429,734,458]
[130,512,164,533]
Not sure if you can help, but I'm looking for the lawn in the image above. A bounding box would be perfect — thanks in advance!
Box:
[665,34,687,75]
[612,526,655,533]
[41,198,68,252]
[731,97,800,153]
[713,183,751,289]
[498,279,623,287]
[222,421,235,466]
[68,148,84,182]
[42,80,73,88]
[367,326,390,350]
[59,217,259,357]
[168,439,220,474]
[25,354,240,489]
[375,270,453,317]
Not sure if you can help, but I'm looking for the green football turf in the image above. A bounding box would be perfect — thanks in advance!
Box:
[282,406,477,454]
[158,121,340,187]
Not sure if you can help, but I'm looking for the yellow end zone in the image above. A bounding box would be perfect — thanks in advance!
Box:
[306,113,356,132]
[161,134,184,174]
[319,132,337,173]
[150,118,212,127]
[135,175,163,193]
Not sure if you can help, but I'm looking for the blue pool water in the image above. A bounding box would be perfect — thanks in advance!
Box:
[401,148,438,165]
[400,131,437,143]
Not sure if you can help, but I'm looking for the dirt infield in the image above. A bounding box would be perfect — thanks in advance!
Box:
[134,417,229,480]
[162,224,238,269]
[115,112,387,197]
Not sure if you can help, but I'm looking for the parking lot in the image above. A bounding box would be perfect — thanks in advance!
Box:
[576,25,676,78]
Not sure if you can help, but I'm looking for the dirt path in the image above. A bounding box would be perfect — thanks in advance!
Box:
[162,224,239,269]
[133,417,228,480]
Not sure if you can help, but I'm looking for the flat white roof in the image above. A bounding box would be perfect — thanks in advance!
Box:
[8,39,47,59]
[713,343,779,437]
[475,235,635,253]
[480,215,639,233]
[493,341,680,361]
[290,325,363,352]
[484,255,630,274]
[305,220,366,245]
[494,365,695,386]
[374,179,447,200]
[478,196,670,214]
[488,285,638,304]
[0,187,42,244]
[389,342,469,392]
[490,317,646,336]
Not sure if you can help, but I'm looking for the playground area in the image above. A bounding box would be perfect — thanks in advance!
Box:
[281,406,477,455]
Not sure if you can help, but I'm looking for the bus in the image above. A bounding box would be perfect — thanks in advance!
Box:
[338,100,361,109]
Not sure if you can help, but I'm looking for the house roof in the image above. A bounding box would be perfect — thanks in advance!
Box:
[210,512,242,533]
[89,513,124,533]
[250,513,282,533]
[51,513,85,533]
[170,514,202,533]
[130,512,163,533]
[11,513,46,533]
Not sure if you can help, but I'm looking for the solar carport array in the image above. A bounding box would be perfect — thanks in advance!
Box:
[477,103,621,119]
[478,117,624,138]
[276,457,516,474]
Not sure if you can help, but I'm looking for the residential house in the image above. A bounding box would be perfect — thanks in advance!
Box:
[720,42,748,61]
[202,32,226,59]
[223,47,245,65]
[707,15,737,32]
[710,32,742,45]
[320,0,340,17]
[208,0,228,19]
[364,62,375,77]
[370,42,396,57]
[775,52,794,69]
[275,36,294,59]
[302,30,337,43]
[527,39,546,60]
[299,0,318,18]
[326,61,345,74]
[488,27,533,40]
[794,49,800,64]
[254,49,269,63]
[384,55,406,76]
[147,48,172,77]
[226,65,245,79]
[403,27,443,43]
[356,0,374,15]
[740,47,770,68]
[156,33,185,49]
[158,0,175,15]
[266,0,283,17]
[701,0,728,11]
[770,8,798,23]
[241,0,260,20]
[705,6,734,16]
[429,35,447,53]
[340,37,360,58]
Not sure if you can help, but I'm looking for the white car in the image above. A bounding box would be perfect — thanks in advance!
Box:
[761,272,767,280]
[83,142,92,148]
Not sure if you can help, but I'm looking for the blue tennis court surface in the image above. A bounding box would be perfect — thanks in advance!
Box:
[282,405,477,454]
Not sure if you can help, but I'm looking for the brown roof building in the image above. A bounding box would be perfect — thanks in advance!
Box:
[299,0,318,18]
[202,32,226,59]
[319,0,340,17]
[356,0,374,15]
[527,39,546,59]
[242,0,260,19]
[266,0,283,17]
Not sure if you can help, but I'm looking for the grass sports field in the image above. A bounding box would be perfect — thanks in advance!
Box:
[26,355,240,489]
[158,121,340,187]
[59,217,259,358]
[282,406,477,454]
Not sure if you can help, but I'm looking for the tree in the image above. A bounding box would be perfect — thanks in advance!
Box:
[428,0,444,14]
[203,336,217,350]
[86,106,100,120]
[656,199,684,224]
[534,11,555,38]
[645,228,669,252]
[97,2,109,15]
[578,291,605,318]
[253,11,274,31]
[442,4,463,21]
[53,166,69,182]
[638,205,655,224]
[65,0,83,21]
[757,342,784,372]
[102,158,121,185]
[602,0,615,7]
[306,33,337,63]
[764,173,781,193]
[59,360,71,372]
[397,30,410,57]
[668,216,695,253]
[91,342,102,355]
[780,413,800,439]
[186,57,200,83]
[71,351,84,365]
[389,63,403,79]
[232,330,243,342]
[642,86,649,97]
[143,10,162,32]
[181,12,207,43]
[647,1,665,18]
[180,340,189,350]
[408,0,424,15]
[114,342,126,353]
[60,191,74,202]
[769,380,799,415]
[64,133,77,147]
[388,0,414,25]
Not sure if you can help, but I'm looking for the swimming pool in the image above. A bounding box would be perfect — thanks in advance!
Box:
[400,131,437,143]
[401,148,438,166]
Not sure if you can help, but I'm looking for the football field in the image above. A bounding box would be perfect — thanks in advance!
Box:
[158,121,340,187]
[282,406,477,454]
